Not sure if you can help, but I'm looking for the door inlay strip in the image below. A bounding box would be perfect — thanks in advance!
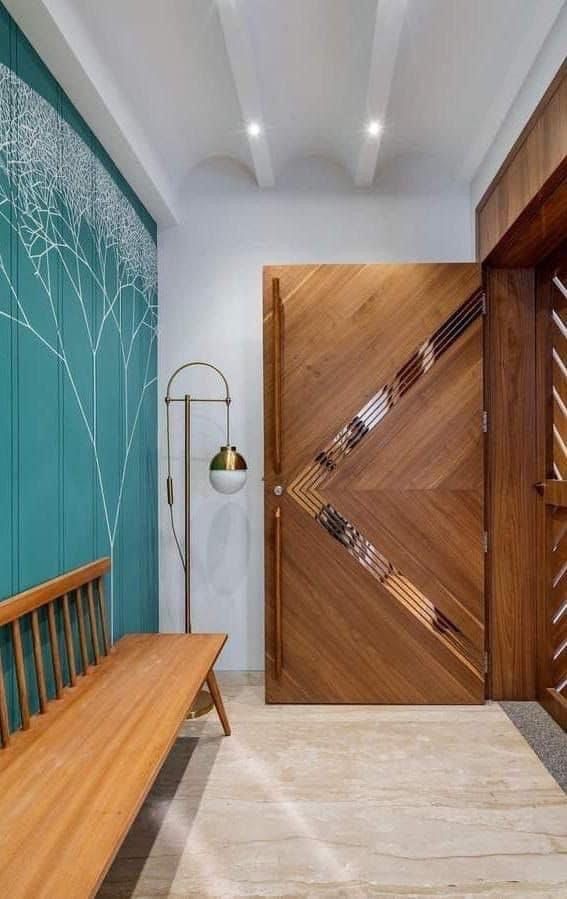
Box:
[289,290,484,678]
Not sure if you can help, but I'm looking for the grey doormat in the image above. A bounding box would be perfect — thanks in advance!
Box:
[501,701,567,793]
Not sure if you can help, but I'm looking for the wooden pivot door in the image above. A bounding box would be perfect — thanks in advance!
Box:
[264,264,486,704]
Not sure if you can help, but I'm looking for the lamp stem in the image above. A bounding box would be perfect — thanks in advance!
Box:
[184,394,192,634]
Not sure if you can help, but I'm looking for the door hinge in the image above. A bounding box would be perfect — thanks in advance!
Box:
[483,531,488,553]
[482,410,488,433]
[484,651,489,674]
[481,293,487,315]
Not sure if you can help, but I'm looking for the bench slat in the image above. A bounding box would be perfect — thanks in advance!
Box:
[11,619,30,730]
[0,632,226,899]
[98,577,110,655]
[47,602,64,698]
[62,593,77,686]
[30,611,48,714]
[0,649,10,747]
[87,582,101,663]
[75,588,90,674]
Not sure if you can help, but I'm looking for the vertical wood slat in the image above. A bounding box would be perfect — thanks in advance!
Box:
[75,589,90,674]
[87,582,101,664]
[11,618,30,730]
[47,601,64,698]
[274,505,283,679]
[62,593,77,687]
[0,648,10,746]
[487,268,538,699]
[272,278,283,475]
[535,262,554,701]
[30,610,48,714]
[97,577,110,655]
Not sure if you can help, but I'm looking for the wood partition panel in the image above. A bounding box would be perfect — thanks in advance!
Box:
[477,59,567,265]
[485,269,539,698]
[477,60,567,720]
[535,244,567,728]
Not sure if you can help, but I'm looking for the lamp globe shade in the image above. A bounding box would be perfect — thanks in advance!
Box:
[209,446,247,494]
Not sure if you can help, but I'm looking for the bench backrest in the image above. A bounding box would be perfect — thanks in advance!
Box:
[0,558,111,747]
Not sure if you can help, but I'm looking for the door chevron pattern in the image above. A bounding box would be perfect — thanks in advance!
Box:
[289,289,485,678]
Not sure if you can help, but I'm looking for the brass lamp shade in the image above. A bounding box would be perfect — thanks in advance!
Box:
[209,446,248,494]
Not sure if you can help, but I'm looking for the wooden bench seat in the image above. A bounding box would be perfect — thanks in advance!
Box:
[0,559,229,898]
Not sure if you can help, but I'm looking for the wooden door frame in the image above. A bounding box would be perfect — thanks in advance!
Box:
[477,58,567,726]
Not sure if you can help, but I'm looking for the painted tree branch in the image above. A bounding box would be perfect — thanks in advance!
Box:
[0,64,158,636]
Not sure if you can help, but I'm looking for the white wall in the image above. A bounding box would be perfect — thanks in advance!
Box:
[471,1,567,209]
[158,172,474,669]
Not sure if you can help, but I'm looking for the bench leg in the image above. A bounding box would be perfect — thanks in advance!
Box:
[206,669,231,736]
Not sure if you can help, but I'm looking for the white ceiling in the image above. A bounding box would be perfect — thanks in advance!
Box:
[5,0,566,223]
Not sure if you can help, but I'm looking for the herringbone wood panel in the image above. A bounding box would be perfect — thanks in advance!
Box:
[264,263,485,703]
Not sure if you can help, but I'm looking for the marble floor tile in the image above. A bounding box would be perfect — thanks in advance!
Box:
[98,673,567,898]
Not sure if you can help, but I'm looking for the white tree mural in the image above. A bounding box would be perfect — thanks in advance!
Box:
[0,64,158,634]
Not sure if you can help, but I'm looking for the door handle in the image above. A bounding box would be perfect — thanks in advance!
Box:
[274,506,283,679]
[272,278,283,475]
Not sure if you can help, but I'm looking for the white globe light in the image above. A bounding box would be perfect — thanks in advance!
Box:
[209,468,247,494]
[209,446,248,495]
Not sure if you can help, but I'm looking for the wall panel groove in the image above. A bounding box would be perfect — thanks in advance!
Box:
[0,3,158,719]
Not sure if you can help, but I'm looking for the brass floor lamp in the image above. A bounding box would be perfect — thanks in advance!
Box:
[165,362,247,718]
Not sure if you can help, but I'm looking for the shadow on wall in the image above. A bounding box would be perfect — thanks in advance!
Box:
[206,503,251,596]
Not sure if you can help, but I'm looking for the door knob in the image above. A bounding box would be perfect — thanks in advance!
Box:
[273,485,284,496]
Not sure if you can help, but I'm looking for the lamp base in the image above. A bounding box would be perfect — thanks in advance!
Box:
[187,688,214,719]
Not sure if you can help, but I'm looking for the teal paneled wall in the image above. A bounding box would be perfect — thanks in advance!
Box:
[0,3,158,714]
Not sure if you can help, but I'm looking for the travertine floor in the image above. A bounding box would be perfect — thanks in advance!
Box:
[99,673,567,898]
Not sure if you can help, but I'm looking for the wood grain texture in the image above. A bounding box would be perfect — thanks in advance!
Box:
[272,278,283,475]
[541,688,567,730]
[87,581,101,664]
[274,505,282,680]
[47,602,63,699]
[535,259,555,707]
[0,633,227,899]
[11,619,30,730]
[537,480,567,505]
[264,263,485,704]
[0,558,111,626]
[30,610,48,714]
[264,264,482,477]
[62,593,77,687]
[535,247,567,726]
[0,649,10,746]
[486,268,538,699]
[98,578,110,656]
[1,565,115,745]
[75,588,90,674]
[477,60,567,263]
[206,668,231,736]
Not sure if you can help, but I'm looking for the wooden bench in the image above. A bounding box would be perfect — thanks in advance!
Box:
[0,558,230,898]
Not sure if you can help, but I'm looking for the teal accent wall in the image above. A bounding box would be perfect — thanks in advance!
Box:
[0,5,158,719]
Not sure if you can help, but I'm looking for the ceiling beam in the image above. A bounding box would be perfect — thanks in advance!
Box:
[355,0,407,189]
[217,0,275,188]
[3,0,179,226]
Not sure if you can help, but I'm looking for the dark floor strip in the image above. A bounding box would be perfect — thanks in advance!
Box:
[500,701,567,793]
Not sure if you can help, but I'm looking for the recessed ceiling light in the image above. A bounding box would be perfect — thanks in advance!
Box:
[367,120,382,137]
[247,121,262,138]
